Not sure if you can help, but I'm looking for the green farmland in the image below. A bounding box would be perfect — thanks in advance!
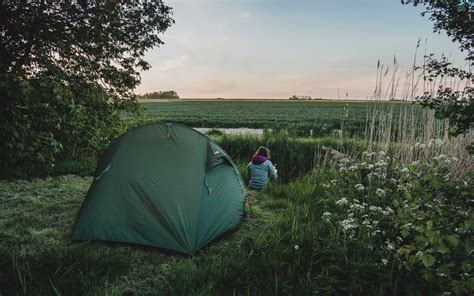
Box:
[141,100,422,136]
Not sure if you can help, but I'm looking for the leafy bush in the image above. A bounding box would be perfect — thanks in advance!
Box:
[305,151,474,294]
[0,77,131,178]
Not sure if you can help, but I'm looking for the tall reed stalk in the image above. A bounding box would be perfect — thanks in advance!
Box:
[364,103,472,178]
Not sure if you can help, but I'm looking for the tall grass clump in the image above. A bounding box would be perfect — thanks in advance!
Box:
[216,131,368,182]
[364,103,472,178]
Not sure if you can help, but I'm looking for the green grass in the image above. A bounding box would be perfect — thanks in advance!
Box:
[1,100,470,294]
[0,174,283,295]
[1,156,471,294]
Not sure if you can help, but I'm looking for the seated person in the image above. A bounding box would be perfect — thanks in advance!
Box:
[247,146,277,191]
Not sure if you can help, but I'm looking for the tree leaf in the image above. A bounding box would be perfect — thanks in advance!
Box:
[420,254,436,268]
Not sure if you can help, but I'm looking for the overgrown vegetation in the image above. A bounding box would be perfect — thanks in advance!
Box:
[0,104,472,294]
[1,149,471,295]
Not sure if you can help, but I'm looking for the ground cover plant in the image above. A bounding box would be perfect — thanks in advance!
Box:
[1,98,472,295]
[0,146,472,295]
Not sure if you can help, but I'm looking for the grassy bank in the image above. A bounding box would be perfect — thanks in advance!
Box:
[1,152,472,295]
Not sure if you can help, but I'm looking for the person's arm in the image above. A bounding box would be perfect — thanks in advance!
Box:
[267,161,277,179]
[247,162,252,180]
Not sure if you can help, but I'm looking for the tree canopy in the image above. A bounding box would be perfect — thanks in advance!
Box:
[405,0,473,140]
[0,0,173,101]
[0,1,174,177]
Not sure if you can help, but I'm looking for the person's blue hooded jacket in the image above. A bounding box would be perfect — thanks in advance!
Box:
[247,155,277,190]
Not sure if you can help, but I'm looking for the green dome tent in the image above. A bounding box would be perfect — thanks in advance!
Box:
[72,123,246,255]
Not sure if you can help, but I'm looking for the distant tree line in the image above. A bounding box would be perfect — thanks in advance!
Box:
[139,91,179,99]
[289,95,322,100]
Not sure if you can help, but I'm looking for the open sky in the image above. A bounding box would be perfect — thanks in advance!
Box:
[135,0,468,99]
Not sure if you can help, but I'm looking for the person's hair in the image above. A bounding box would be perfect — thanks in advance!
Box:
[255,146,270,158]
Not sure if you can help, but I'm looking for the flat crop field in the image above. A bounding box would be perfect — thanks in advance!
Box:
[141,100,421,136]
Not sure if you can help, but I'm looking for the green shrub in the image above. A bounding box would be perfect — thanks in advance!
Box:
[0,77,135,179]
[290,151,474,294]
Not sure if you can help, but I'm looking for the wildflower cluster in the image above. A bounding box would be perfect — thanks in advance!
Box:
[318,149,473,294]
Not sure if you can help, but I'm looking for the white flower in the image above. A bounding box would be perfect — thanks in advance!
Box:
[428,138,443,148]
[335,198,348,206]
[350,203,365,211]
[294,245,299,250]
[355,184,365,191]
[368,172,383,180]
[340,158,350,163]
[340,217,356,232]
[322,212,331,218]
[400,167,409,173]
[381,259,388,266]
[385,240,395,251]
[375,188,385,197]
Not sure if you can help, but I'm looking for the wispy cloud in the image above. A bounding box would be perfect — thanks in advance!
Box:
[157,55,192,72]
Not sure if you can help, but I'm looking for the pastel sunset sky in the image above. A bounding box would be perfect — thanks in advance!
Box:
[136,0,468,99]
